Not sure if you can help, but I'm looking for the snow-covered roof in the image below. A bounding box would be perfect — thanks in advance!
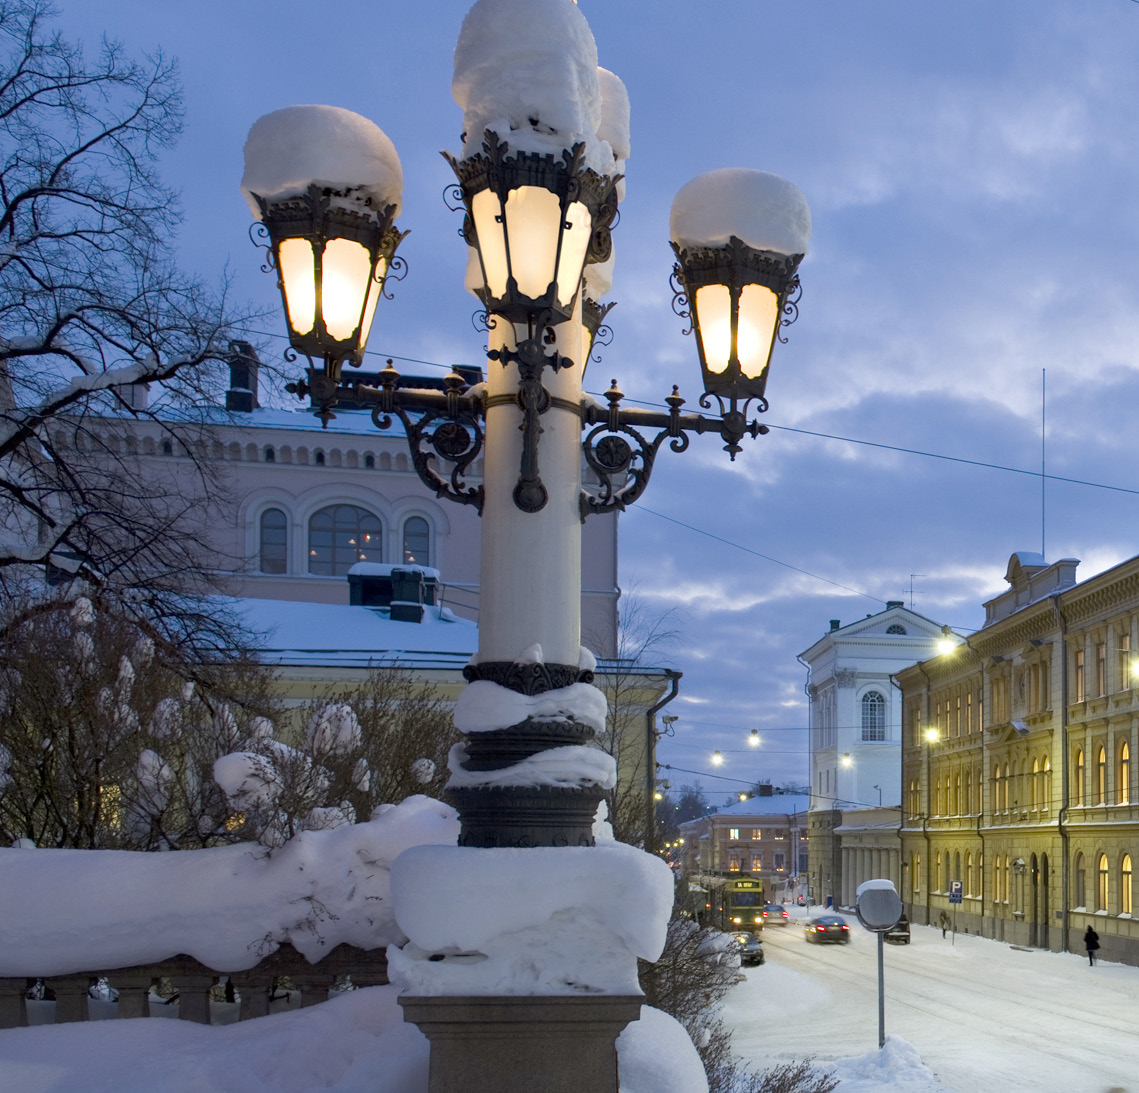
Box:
[236,597,477,671]
[684,793,811,823]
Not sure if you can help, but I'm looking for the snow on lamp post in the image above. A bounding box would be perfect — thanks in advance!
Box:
[241,2,809,1090]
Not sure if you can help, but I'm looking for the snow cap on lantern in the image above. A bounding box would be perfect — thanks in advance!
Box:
[669,168,810,257]
[241,104,403,219]
[452,0,609,170]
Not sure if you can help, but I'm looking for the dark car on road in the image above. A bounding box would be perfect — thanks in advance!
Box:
[805,914,851,944]
[763,902,789,926]
[885,914,910,944]
[731,931,765,966]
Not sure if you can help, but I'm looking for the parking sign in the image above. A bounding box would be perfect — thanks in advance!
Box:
[949,879,963,904]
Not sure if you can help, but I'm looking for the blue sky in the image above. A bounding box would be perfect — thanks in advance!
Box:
[68,1,1139,800]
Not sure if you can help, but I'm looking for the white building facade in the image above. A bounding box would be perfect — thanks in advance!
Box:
[799,603,949,908]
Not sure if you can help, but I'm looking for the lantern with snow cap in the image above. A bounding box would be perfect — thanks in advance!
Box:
[669,168,810,414]
[242,106,407,393]
[444,131,619,329]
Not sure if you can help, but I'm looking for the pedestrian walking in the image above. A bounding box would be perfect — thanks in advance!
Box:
[1084,925,1100,966]
[939,910,950,939]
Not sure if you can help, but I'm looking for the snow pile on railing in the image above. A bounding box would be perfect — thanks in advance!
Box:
[0,795,458,977]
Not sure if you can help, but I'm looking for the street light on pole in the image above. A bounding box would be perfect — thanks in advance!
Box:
[242,3,809,1087]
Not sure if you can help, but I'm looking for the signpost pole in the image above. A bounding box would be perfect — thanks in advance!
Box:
[877,931,885,1049]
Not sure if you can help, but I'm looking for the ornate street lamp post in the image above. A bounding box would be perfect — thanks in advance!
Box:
[242,3,809,1089]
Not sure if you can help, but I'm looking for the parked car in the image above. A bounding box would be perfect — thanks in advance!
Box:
[884,914,910,944]
[763,902,789,926]
[731,931,765,966]
[805,914,851,944]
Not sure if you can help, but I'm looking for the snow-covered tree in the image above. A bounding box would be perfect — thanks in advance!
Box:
[0,0,257,605]
[0,589,277,848]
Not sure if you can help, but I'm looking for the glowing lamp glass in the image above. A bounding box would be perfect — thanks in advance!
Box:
[472,189,508,298]
[693,285,731,374]
[737,284,779,379]
[320,238,374,343]
[278,238,316,336]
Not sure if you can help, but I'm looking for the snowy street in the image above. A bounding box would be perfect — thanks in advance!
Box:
[725,908,1138,1093]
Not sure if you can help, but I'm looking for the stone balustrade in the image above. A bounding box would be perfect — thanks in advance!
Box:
[0,943,388,1029]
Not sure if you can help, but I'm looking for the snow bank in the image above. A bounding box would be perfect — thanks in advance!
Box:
[454,678,608,734]
[669,168,811,256]
[0,984,710,1093]
[388,841,674,995]
[241,105,403,218]
[452,0,614,172]
[0,796,459,976]
[616,1006,708,1093]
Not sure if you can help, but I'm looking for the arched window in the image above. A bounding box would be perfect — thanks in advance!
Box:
[1096,746,1107,804]
[954,851,961,888]
[964,851,973,896]
[1119,742,1131,805]
[1031,758,1039,809]
[264,446,276,463]
[1043,757,1051,810]
[1074,750,1084,805]
[161,439,173,456]
[314,449,326,466]
[993,765,1002,811]
[1003,855,1010,903]
[861,691,886,741]
[259,508,288,574]
[1097,853,1109,911]
[308,505,382,576]
[886,624,906,635]
[953,772,961,815]
[364,453,375,469]
[402,516,431,565]
[1123,855,1134,916]
[1003,762,1011,811]
[964,769,973,815]
[935,850,942,891]
[1074,852,1087,908]
[913,852,921,895]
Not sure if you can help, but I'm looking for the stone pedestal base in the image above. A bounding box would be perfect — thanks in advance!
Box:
[399,994,642,1093]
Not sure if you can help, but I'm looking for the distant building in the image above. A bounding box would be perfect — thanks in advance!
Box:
[678,789,811,919]
[70,350,620,655]
[896,551,1139,966]
[799,603,950,909]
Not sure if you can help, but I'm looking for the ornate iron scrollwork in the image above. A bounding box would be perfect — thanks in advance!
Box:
[463,660,596,694]
[486,324,575,514]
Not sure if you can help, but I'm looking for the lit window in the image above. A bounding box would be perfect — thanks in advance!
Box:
[861,691,886,741]
[308,505,382,576]
[728,828,740,840]
[1096,746,1107,805]
[750,829,761,840]
[1120,742,1131,805]
[1074,853,1086,907]
[1098,853,1109,911]
[1123,855,1133,916]
[1075,750,1085,805]
[259,508,288,574]
[402,516,431,565]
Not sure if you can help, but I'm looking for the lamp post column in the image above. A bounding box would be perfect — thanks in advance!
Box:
[478,308,584,668]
